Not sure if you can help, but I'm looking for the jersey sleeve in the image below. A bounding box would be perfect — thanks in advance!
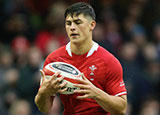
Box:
[105,56,127,96]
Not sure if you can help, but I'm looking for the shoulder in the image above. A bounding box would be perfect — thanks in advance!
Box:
[97,46,122,71]
[97,46,119,63]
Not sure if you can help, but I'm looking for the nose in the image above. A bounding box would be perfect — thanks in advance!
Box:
[70,23,76,32]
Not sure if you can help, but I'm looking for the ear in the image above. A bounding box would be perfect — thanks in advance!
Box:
[90,20,96,31]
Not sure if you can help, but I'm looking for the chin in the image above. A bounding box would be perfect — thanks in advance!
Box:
[71,39,83,45]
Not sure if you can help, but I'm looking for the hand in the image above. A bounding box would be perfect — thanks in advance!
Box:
[73,73,100,99]
[38,69,67,96]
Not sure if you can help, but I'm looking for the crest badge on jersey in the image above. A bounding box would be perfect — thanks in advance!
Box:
[87,64,98,81]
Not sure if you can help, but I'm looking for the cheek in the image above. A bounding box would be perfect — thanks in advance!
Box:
[65,27,69,34]
[79,23,87,31]
[80,25,90,35]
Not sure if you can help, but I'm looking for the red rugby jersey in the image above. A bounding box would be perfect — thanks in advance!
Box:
[43,42,127,115]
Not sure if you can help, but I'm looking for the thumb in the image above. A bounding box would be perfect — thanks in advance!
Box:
[81,73,88,81]
[39,69,45,84]
[81,73,92,85]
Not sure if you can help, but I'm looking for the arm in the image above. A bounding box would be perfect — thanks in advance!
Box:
[74,74,127,115]
[93,87,127,115]
[35,70,67,113]
[35,90,54,113]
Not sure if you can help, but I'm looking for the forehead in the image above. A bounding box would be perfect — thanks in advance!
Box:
[65,13,89,21]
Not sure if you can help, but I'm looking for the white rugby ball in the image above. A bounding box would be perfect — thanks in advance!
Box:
[43,62,82,94]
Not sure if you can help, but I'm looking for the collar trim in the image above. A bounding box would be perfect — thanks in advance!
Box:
[66,41,99,57]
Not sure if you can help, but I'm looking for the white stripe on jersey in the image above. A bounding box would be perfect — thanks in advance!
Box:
[66,41,99,57]
[114,91,127,96]
[86,41,98,57]
[66,42,72,57]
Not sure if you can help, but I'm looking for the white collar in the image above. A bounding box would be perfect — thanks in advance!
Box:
[66,41,99,57]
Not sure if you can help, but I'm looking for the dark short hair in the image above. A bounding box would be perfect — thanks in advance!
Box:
[64,2,96,20]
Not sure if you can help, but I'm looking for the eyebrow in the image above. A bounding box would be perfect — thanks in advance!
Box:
[65,19,82,23]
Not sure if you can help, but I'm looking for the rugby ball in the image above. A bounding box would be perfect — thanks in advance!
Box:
[43,62,82,94]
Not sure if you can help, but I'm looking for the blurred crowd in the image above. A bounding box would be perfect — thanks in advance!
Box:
[0,0,160,115]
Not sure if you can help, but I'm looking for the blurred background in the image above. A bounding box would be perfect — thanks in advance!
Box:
[0,0,160,115]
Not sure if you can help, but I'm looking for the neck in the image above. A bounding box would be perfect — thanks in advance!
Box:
[71,40,93,55]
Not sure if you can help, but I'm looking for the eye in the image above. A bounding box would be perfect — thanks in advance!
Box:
[75,20,82,25]
[66,21,71,26]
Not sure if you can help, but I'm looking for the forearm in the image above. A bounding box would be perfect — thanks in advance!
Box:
[35,90,54,113]
[94,88,127,115]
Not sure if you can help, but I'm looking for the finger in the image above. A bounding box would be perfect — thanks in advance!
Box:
[75,73,89,84]
[74,89,89,94]
[54,71,61,77]
[39,69,45,77]
[57,81,67,92]
[56,81,67,90]
[73,84,89,89]
[39,69,45,83]
[76,94,89,99]
[51,71,61,81]
[81,73,90,82]
[59,81,67,88]
[58,87,68,94]
[54,76,64,84]
[76,79,87,84]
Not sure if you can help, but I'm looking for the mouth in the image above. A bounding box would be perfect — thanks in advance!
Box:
[70,33,79,37]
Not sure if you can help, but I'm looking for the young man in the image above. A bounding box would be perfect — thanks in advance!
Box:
[35,2,127,115]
